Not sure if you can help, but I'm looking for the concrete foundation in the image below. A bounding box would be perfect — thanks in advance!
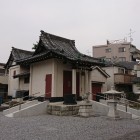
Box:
[78,101,93,117]
[47,102,79,116]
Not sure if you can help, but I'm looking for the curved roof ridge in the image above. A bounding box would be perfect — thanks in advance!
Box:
[12,47,33,54]
[40,30,75,45]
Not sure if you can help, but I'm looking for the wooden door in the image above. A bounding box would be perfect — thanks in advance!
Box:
[92,84,101,101]
[63,71,72,96]
[45,74,52,98]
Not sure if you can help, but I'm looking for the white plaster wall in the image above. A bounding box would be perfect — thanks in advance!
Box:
[8,65,20,97]
[30,59,53,96]
[90,68,108,93]
[103,67,119,90]
[54,59,72,97]
[30,59,109,98]
[19,78,29,91]
[102,83,107,92]
[30,59,75,97]
[91,69,107,83]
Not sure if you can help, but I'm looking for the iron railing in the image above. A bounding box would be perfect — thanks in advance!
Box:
[92,92,140,112]
[2,92,49,110]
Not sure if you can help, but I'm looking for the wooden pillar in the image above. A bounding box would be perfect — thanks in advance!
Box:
[29,65,33,96]
[72,69,76,94]
[80,72,85,95]
[52,59,57,97]
[85,70,89,93]
[88,71,92,100]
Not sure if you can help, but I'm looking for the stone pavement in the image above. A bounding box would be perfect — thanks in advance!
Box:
[0,112,140,140]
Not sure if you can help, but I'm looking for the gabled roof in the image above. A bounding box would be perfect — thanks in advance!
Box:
[105,61,139,70]
[5,47,33,68]
[17,31,104,68]
[11,47,33,61]
[92,66,110,78]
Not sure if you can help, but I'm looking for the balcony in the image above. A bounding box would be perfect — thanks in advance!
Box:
[114,73,136,84]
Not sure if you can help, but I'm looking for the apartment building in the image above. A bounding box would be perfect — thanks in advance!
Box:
[93,40,140,62]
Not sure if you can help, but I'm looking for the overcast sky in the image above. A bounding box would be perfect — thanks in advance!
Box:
[0,0,140,63]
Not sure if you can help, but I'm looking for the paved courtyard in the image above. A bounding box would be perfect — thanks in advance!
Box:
[0,112,140,140]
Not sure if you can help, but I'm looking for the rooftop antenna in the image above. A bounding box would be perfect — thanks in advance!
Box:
[128,29,135,43]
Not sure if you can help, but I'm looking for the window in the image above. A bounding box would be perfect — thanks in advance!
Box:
[119,57,126,62]
[13,70,16,76]
[106,48,111,53]
[24,77,29,83]
[119,47,125,52]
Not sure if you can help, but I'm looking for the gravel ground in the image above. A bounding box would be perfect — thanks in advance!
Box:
[0,112,140,140]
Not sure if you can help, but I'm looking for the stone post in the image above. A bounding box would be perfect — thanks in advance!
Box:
[72,69,76,94]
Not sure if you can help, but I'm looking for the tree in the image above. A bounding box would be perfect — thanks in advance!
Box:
[32,42,38,50]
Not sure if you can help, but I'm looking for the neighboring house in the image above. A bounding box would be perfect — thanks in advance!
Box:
[93,40,140,62]
[103,61,138,92]
[5,47,33,97]
[132,64,140,93]
[91,66,110,100]
[0,63,8,99]
[16,31,109,100]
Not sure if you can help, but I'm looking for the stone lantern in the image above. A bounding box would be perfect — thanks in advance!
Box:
[78,92,93,117]
[103,86,123,119]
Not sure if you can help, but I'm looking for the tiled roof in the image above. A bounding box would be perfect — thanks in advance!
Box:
[5,47,33,68]
[17,31,104,67]
[105,61,138,70]
[116,61,139,70]
[12,47,33,61]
